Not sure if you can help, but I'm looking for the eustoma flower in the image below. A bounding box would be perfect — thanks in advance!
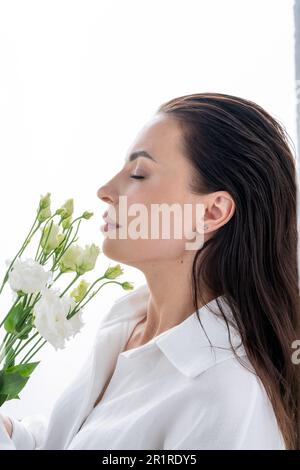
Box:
[7,258,52,295]
[0,192,134,406]
[58,244,100,275]
[33,287,84,350]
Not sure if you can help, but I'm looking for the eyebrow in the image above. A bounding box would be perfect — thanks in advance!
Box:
[125,150,157,163]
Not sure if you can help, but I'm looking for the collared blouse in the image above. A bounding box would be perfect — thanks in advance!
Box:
[0,283,285,450]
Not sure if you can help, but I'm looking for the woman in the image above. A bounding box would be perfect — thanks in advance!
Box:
[1,92,299,450]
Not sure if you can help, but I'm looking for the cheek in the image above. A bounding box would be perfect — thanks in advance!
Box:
[101,179,197,264]
[101,205,196,266]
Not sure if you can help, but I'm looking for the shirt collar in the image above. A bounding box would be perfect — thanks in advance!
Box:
[103,283,246,379]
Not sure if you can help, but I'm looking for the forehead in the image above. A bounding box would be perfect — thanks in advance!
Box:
[126,113,184,163]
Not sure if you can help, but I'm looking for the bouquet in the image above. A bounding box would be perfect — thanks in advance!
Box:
[0,193,133,406]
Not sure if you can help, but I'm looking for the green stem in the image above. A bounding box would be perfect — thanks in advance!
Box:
[83,280,123,309]
[35,217,55,263]
[0,336,18,363]
[14,339,23,356]
[19,335,43,364]
[24,293,34,309]
[21,338,47,364]
[0,331,11,357]
[47,271,63,289]
[69,216,83,227]
[68,279,121,319]
[0,323,36,363]
[13,332,40,362]
[66,276,105,318]
[2,336,23,367]
[59,273,81,298]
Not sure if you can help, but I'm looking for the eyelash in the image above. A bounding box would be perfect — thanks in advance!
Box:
[130,175,145,180]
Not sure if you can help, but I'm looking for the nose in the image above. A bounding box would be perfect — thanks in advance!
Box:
[97,185,115,204]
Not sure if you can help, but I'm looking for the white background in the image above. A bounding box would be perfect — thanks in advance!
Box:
[0,0,297,420]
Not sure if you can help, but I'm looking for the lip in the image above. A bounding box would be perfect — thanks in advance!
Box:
[102,210,121,229]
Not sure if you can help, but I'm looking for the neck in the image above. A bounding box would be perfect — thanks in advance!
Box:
[135,254,215,345]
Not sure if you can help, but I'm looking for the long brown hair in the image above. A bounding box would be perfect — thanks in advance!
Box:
[157,92,300,449]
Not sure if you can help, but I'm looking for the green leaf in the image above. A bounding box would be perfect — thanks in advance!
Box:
[7,392,20,400]
[0,363,39,400]
[4,303,31,334]
[17,323,34,339]
[0,394,8,406]
[4,303,23,332]
[0,392,20,406]
[6,362,40,377]
[0,370,28,396]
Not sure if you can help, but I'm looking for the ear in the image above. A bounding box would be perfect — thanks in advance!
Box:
[202,191,235,233]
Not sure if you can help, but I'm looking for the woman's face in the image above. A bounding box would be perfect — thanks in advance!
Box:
[97,112,209,268]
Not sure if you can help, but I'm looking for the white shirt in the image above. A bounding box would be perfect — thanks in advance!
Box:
[0,283,286,450]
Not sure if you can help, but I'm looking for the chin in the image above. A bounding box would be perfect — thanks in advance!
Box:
[101,237,150,269]
[101,237,133,264]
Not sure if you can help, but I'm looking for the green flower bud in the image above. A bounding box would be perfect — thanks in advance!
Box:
[40,223,64,255]
[104,264,123,279]
[121,282,134,291]
[16,290,26,297]
[58,245,82,273]
[54,233,66,253]
[82,211,93,220]
[37,206,52,223]
[70,279,90,302]
[58,243,100,275]
[38,192,51,210]
[62,215,72,230]
[76,244,101,275]
[56,198,74,220]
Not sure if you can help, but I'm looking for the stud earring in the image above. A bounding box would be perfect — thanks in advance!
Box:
[196,223,208,232]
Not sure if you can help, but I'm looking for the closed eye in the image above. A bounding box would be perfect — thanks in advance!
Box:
[130,175,145,179]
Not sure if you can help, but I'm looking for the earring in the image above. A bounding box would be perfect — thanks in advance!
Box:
[196,223,208,232]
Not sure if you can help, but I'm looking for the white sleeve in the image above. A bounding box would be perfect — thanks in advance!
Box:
[0,416,16,449]
[171,357,286,450]
[1,413,48,450]
[0,318,110,451]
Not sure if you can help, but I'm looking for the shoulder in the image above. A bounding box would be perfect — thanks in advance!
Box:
[173,355,285,449]
[195,354,259,402]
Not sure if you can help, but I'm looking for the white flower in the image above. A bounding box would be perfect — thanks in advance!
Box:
[32,287,84,349]
[7,258,52,294]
